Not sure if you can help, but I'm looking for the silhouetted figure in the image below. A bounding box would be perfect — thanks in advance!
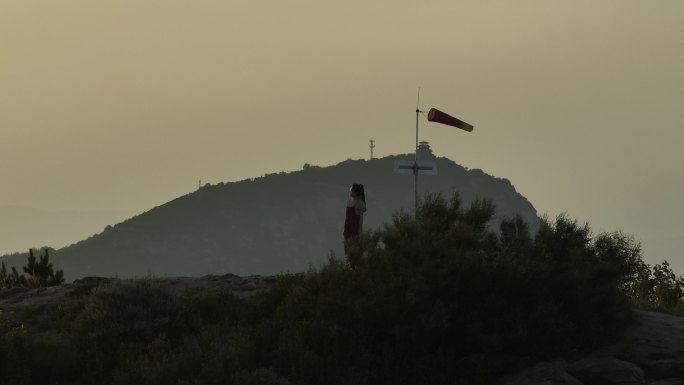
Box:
[344,183,366,257]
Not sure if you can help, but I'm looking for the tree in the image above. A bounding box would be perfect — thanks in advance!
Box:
[594,231,645,293]
[652,261,684,310]
[23,249,38,279]
[31,249,64,287]
[0,262,8,288]
[1,249,65,289]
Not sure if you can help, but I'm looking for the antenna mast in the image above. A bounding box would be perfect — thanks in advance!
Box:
[369,139,375,160]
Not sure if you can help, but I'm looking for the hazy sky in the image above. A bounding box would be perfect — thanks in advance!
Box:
[2,1,683,271]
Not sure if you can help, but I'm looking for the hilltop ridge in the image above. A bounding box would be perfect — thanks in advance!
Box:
[1,152,537,280]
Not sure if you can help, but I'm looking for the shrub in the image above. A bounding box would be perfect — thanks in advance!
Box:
[652,261,684,310]
[248,194,638,385]
[0,311,26,377]
[621,259,684,313]
[183,287,248,326]
[72,280,191,375]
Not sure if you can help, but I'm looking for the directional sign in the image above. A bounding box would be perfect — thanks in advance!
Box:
[393,160,438,176]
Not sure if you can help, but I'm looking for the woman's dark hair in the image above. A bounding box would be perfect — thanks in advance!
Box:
[352,183,366,204]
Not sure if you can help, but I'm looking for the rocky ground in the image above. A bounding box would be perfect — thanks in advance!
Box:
[492,309,684,385]
[1,275,682,385]
[1,274,278,307]
[0,274,279,337]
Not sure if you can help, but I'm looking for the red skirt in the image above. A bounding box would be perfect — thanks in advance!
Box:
[344,206,361,240]
[343,206,361,254]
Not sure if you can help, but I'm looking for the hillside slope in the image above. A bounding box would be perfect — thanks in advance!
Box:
[1,153,537,280]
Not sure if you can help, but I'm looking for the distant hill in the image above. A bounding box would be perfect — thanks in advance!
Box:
[1,151,538,280]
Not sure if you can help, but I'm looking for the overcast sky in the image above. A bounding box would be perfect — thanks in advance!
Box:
[1,1,683,271]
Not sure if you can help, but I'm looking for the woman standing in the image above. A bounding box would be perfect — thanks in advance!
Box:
[344,183,366,256]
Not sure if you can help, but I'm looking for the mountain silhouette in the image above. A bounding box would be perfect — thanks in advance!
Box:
[1,151,538,280]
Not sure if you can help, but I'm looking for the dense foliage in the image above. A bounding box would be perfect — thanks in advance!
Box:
[0,194,680,384]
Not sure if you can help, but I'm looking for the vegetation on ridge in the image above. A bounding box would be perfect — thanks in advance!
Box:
[0,155,539,279]
[0,248,64,289]
[0,194,682,384]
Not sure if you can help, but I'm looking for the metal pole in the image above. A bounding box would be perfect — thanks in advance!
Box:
[414,108,419,213]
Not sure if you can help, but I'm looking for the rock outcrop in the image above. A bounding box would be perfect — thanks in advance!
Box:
[621,309,684,375]
[500,360,583,385]
[567,357,645,385]
[499,309,684,385]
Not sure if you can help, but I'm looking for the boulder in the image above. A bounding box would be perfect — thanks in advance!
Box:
[72,276,115,286]
[499,360,584,385]
[647,379,683,385]
[567,357,645,385]
[622,309,684,375]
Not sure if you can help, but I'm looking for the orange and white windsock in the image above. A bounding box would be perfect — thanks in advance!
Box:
[427,108,474,132]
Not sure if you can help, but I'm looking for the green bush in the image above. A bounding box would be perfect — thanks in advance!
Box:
[73,280,191,375]
[19,336,81,384]
[652,261,684,310]
[246,194,638,384]
[59,282,270,384]
[0,311,27,378]
[183,286,248,326]
[627,260,684,313]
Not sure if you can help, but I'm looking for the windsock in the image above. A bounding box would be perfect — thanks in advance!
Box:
[427,108,474,132]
